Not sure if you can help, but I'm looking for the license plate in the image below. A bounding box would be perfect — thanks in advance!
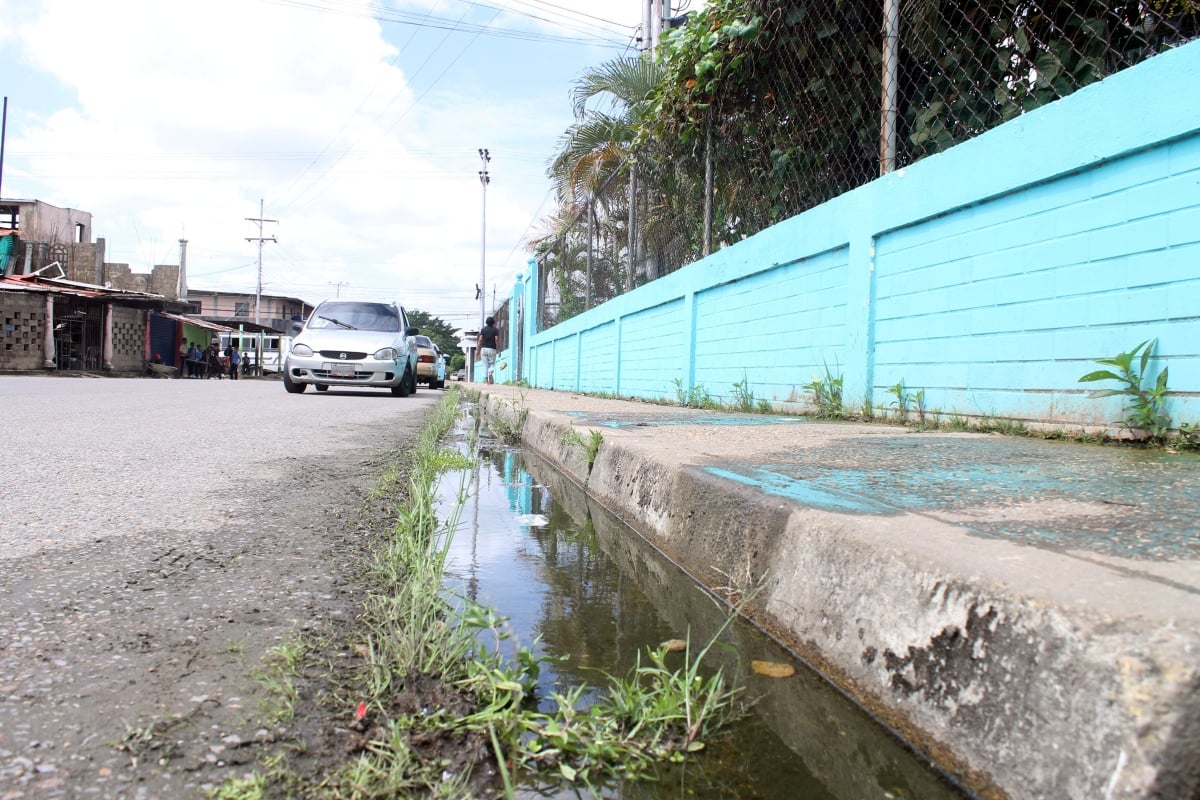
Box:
[328,363,356,377]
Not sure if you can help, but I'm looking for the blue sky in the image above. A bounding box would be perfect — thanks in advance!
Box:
[0,0,695,330]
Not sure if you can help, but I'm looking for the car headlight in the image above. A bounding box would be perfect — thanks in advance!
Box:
[374,347,399,360]
[291,343,314,357]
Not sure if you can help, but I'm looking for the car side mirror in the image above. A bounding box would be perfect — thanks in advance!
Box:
[290,321,303,334]
[406,327,419,336]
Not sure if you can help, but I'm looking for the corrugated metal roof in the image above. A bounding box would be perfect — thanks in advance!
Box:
[0,273,168,307]
[155,312,235,332]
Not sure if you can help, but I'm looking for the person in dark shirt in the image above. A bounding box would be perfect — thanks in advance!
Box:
[477,316,499,384]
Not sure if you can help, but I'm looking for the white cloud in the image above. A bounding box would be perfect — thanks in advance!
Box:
[0,0,657,328]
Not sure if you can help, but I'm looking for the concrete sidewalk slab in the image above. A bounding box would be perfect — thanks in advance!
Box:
[474,386,1200,800]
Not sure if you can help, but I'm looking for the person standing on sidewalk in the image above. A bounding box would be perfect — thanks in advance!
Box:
[178,337,189,378]
[477,316,499,384]
[228,348,241,380]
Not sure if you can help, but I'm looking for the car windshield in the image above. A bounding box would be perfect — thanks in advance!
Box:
[307,302,400,332]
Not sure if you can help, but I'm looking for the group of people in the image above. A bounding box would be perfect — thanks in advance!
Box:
[178,338,249,380]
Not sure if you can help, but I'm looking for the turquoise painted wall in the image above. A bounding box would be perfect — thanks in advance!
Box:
[510,40,1200,428]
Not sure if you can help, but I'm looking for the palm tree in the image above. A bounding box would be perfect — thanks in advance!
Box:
[548,54,663,206]
[540,54,688,306]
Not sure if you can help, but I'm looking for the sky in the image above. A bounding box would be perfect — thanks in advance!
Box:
[0,0,698,333]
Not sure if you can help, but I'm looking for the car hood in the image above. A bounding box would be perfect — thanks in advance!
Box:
[294,329,407,354]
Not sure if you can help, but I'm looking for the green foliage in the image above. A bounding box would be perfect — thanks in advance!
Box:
[805,365,844,418]
[449,353,466,372]
[533,0,1198,287]
[903,3,1197,161]
[730,373,757,412]
[861,393,875,421]
[207,774,266,800]
[563,427,604,466]
[324,390,745,797]
[1178,422,1200,451]
[1079,338,1172,442]
[673,378,716,409]
[913,389,928,428]
[407,309,460,357]
[503,637,741,788]
[886,380,911,421]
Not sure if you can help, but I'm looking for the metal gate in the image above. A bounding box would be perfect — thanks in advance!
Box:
[149,314,178,368]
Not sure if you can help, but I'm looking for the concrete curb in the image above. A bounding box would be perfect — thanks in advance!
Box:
[477,388,1200,800]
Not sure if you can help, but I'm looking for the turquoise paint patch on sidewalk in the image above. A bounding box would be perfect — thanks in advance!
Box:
[716,437,1200,561]
[563,410,809,429]
[704,466,894,514]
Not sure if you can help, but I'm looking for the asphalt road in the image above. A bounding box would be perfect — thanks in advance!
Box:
[0,374,439,799]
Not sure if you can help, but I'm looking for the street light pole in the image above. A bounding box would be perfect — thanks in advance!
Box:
[478,148,490,332]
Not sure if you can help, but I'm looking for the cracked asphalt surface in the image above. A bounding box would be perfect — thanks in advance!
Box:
[0,375,437,799]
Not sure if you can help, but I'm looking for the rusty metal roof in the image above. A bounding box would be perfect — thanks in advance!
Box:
[0,273,169,308]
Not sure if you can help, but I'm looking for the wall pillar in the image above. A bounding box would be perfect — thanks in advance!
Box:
[102,303,114,371]
[42,294,56,369]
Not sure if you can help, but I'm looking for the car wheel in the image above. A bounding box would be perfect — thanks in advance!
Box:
[391,367,411,397]
[314,383,329,392]
[409,365,418,394]
[283,370,306,394]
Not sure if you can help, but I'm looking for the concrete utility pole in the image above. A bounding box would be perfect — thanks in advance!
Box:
[245,199,277,325]
[328,280,349,298]
[0,97,7,203]
[478,148,490,329]
[880,0,900,175]
[642,0,671,52]
[178,239,188,303]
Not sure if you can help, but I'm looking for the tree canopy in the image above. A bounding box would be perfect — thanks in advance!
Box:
[407,310,460,359]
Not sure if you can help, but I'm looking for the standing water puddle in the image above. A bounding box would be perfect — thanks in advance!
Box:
[436,408,970,800]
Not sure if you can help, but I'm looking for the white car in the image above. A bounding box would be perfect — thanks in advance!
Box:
[282,300,420,396]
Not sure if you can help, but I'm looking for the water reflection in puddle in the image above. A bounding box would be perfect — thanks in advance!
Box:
[436,412,970,800]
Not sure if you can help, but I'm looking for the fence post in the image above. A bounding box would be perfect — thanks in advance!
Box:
[703,119,714,257]
[586,198,594,309]
[627,158,637,292]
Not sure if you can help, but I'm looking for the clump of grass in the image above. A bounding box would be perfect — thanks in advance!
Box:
[805,363,844,418]
[563,427,603,466]
[207,773,266,800]
[330,387,744,797]
[673,378,717,409]
[731,374,756,412]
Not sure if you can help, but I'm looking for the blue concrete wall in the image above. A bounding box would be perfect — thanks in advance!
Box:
[513,40,1200,428]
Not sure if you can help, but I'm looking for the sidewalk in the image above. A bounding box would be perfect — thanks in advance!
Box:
[475,385,1200,800]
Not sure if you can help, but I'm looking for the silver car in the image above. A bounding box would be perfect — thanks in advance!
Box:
[282,300,420,396]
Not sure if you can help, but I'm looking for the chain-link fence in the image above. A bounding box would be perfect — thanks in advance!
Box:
[532,0,1198,328]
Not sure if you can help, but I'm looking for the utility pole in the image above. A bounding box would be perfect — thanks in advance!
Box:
[328,280,349,298]
[642,0,671,52]
[245,199,277,325]
[0,97,7,204]
[478,148,490,329]
[178,239,188,304]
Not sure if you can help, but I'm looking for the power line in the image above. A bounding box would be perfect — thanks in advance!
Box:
[254,0,628,46]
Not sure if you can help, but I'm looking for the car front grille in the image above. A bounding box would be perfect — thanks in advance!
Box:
[312,369,394,381]
[318,350,369,360]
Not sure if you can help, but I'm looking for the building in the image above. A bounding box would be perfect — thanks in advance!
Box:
[184,289,313,334]
[1,199,199,373]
